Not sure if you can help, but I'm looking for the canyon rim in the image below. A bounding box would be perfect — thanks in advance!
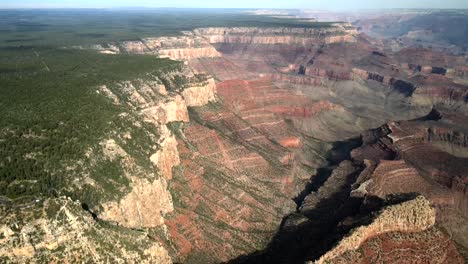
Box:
[0,6,467,264]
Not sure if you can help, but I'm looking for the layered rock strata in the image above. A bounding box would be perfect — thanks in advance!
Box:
[194,25,358,45]
[85,22,468,263]
[313,196,439,264]
[98,35,221,60]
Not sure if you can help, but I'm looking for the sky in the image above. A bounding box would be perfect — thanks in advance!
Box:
[1,0,468,10]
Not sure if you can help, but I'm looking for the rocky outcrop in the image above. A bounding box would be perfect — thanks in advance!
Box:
[395,48,466,70]
[385,119,468,214]
[345,113,468,259]
[410,74,468,106]
[181,77,217,107]
[278,137,302,148]
[352,68,416,96]
[96,137,174,227]
[313,196,436,264]
[97,69,218,230]
[318,227,464,264]
[150,127,181,180]
[145,36,221,59]
[141,95,189,124]
[100,176,173,227]
[0,197,172,263]
[450,66,468,79]
[354,160,453,205]
[304,67,353,80]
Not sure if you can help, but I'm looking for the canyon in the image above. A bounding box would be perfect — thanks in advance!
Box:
[1,11,468,264]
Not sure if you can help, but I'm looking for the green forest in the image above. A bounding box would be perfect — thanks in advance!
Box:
[0,8,327,201]
[0,46,180,200]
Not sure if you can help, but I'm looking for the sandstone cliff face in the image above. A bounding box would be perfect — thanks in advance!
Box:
[314,196,436,264]
[450,66,468,79]
[181,77,217,107]
[141,95,190,124]
[96,137,175,227]
[386,119,468,218]
[267,73,324,86]
[150,127,181,180]
[100,35,221,60]
[100,176,173,227]
[95,68,218,231]
[0,197,172,263]
[349,52,468,108]
[395,48,466,70]
[159,47,221,60]
[194,26,357,45]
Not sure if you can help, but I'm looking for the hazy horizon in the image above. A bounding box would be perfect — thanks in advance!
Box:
[1,0,468,11]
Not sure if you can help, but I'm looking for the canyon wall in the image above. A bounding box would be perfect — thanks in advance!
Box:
[181,77,217,107]
[194,25,357,45]
[83,22,468,263]
[97,35,221,60]
[0,197,173,263]
[313,196,437,264]
[96,68,218,229]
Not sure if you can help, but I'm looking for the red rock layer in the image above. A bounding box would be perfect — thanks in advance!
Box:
[165,78,353,262]
[410,74,468,103]
[266,73,324,86]
[167,137,294,262]
[364,160,453,206]
[389,121,468,189]
[188,57,256,81]
[395,48,466,68]
[346,112,468,261]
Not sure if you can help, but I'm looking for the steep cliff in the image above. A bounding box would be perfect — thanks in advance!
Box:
[10,19,468,263]
[0,59,220,262]
[181,77,217,107]
[99,35,221,60]
[194,25,357,45]
[344,111,468,261]
[0,197,172,263]
[313,196,441,264]
[95,66,219,228]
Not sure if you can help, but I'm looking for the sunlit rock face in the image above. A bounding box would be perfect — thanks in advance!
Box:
[194,26,357,45]
[86,20,468,263]
[100,35,222,60]
[343,110,468,262]
[181,77,217,107]
[313,196,464,264]
[0,198,173,264]
[168,25,466,262]
[313,196,437,263]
